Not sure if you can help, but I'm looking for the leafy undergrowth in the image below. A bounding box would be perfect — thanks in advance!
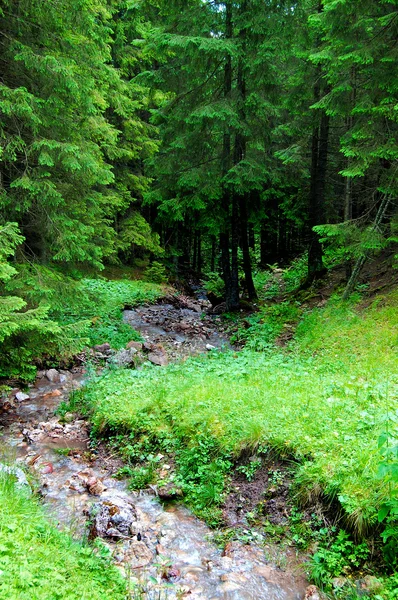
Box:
[1,266,164,380]
[74,288,398,594]
[55,278,165,349]
[0,475,127,600]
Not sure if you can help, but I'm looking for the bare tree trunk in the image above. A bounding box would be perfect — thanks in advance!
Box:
[211,236,216,272]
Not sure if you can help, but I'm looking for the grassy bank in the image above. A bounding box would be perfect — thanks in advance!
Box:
[0,474,127,600]
[73,289,398,595]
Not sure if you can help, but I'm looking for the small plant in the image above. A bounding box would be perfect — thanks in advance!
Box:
[309,530,370,587]
[268,469,284,487]
[144,261,168,284]
[236,459,262,482]
[203,271,225,299]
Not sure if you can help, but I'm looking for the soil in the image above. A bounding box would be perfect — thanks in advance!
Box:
[224,458,293,528]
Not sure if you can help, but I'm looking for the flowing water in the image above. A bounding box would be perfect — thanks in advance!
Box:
[0,300,308,599]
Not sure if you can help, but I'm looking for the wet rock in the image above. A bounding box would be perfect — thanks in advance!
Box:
[41,462,54,474]
[15,391,30,402]
[59,372,72,384]
[62,412,75,424]
[87,478,107,496]
[162,566,181,581]
[304,585,321,599]
[94,343,111,353]
[0,463,31,493]
[123,540,153,568]
[112,348,137,367]
[157,483,183,500]
[211,302,227,315]
[356,576,383,595]
[42,389,62,399]
[156,543,166,555]
[88,492,138,539]
[45,368,60,382]
[148,352,168,366]
[126,340,143,351]
[219,580,242,592]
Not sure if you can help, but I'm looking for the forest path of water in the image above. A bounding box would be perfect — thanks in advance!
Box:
[0,296,308,600]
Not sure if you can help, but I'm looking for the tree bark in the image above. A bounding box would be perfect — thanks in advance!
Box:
[306,77,330,284]
[240,196,257,299]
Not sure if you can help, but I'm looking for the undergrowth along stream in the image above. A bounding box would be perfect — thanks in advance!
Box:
[0,474,127,600]
[69,288,398,597]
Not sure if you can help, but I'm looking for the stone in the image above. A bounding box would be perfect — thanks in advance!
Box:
[63,412,74,424]
[356,576,383,595]
[45,368,60,383]
[124,540,153,568]
[126,341,143,351]
[219,581,242,592]
[88,479,107,496]
[94,343,111,353]
[42,389,62,399]
[15,391,30,402]
[206,344,217,351]
[88,491,138,539]
[112,348,137,367]
[148,353,168,366]
[304,585,321,600]
[157,483,183,500]
[41,462,54,474]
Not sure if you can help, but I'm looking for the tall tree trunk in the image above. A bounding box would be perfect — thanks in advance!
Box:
[192,231,197,271]
[306,76,330,284]
[248,224,255,250]
[211,236,216,272]
[230,193,240,309]
[197,231,202,274]
[278,211,288,264]
[220,0,239,310]
[240,196,257,299]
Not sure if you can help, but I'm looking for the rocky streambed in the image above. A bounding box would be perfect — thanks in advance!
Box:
[0,297,311,600]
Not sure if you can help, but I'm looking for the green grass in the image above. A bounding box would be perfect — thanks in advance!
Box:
[55,278,165,349]
[0,474,127,600]
[77,290,398,534]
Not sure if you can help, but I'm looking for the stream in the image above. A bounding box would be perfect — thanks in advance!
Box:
[0,296,309,600]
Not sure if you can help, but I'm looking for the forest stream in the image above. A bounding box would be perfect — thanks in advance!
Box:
[0,296,308,600]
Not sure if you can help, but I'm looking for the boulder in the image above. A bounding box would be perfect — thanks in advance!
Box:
[148,353,168,366]
[94,343,111,353]
[45,368,60,383]
[126,341,143,351]
[88,491,137,539]
[157,483,183,500]
[123,540,153,568]
[112,348,137,368]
